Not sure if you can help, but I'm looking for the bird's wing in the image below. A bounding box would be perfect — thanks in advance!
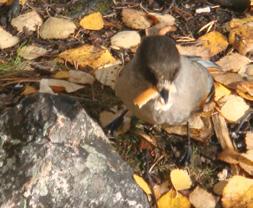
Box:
[184,56,220,70]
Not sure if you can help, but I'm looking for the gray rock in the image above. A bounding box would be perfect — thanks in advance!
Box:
[0,93,149,208]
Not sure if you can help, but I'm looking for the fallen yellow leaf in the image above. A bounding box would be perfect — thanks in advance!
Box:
[121,8,151,30]
[20,0,26,5]
[199,31,228,57]
[133,174,152,195]
[53,70,69,79]
[157,190,191,208]
[94,49,118,69]
[229,16,253,28]
[189,186,216,208]
[220,95,249,122]
[228,16,253,55]
[214,83,231,102]
[58,45,117,69]
[222,175,253,208]
[170,169,192,191]
[80,12,104,30]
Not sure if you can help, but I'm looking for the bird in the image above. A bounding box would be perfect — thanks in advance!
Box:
[115,35,215,127]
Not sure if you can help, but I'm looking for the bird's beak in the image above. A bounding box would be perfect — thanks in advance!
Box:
[159,88,169,104]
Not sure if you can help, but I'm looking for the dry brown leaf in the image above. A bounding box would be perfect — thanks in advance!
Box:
[170,169,192,191]
[228,16,253,55]
[218,149,253,167]
[245,132,253,150]
[214,83,231,102]
[189,186,216,208]
[236,81,253,101]
[95,62,122,89]
[145,13,176,36]
[199,31,228,57]
[163,115,212,142]
[99,111,117,128]
[21,85,37,95]
[212,113,234,150]
[148,13,175,26]
[68,70,95,85]
[218,149,242,164]
[53,70,95,85]
[213,72,243,87]
[236,81,253,96]
[216,52,250,73]
[0,26,19,49]
[222,175,253,208]
[18,45,47,60]
[188,114,205,129]
[39,79,84,94]
[240,150,253,175]
[220,95,249,122]
[133,174,152,195]
[135,130,157,147]
[213,181,228,196]
[246,64,253,80]
[110,31,141,50]
[121,8,151,30]
[146,23,176,36]
[39,17,76,40]
[80,12,104,30]
[58,45,117,69]
[11,10,43,32]
[157,190,191,208]
[176,43,210,59]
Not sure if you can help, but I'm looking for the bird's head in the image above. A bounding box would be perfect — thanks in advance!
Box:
[135,36,180,103]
